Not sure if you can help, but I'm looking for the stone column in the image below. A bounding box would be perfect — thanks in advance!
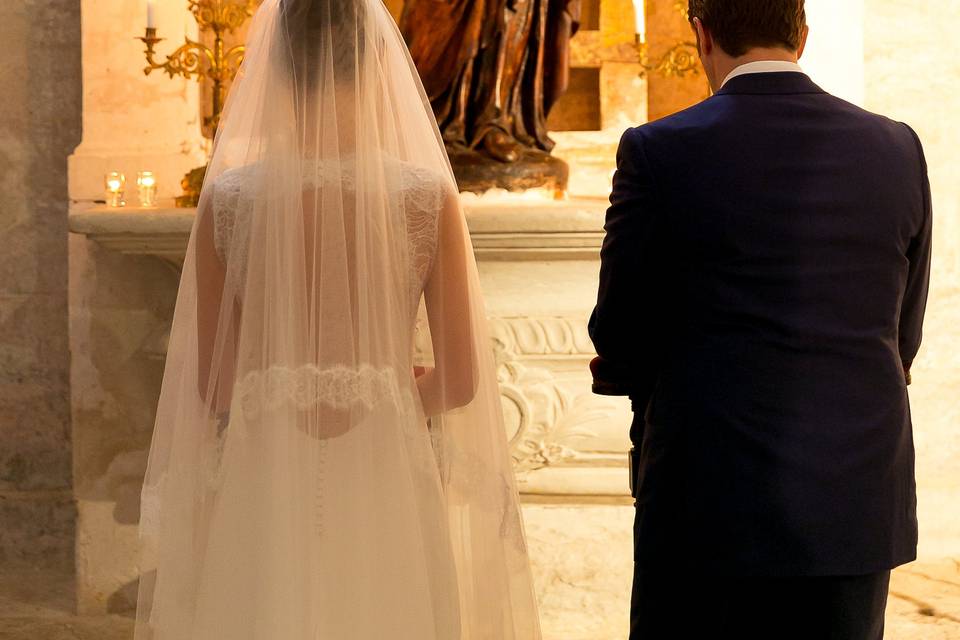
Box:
[68,0,207,614]
[0,0,81,575]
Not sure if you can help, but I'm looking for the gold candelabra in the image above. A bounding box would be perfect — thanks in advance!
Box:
[138,0,258,206]
[139,0,257,129]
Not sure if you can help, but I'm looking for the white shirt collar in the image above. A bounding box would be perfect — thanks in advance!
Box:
[721,60,804,89]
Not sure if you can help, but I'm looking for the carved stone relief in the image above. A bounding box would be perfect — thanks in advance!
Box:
[490,316,624,473]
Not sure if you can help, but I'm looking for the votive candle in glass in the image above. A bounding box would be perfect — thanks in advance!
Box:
[137,171,158,207]
[105,172,126,208]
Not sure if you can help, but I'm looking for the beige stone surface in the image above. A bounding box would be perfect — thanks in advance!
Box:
[2,550,958,640]
[865,0,960,561]
[0,0,80,569]
[803,0,866,105]
[552,129,620,198]
[68,0,208,203]
[0,568,133,640]
[0,493,75,572]
[526,505,960,640]
[887,561,960,639]
[68,233,177,613]
[525,505,633,639]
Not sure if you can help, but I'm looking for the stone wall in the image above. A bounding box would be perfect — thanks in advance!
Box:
[0,1,82,570]
[865,0,960,559]
[67,0,208,612]
[804,0,866,105]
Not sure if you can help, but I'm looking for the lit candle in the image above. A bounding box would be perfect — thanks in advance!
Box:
[104,172,126,208]
[147,0,156,29]
[632,0,646,44]
[137,171,158,208]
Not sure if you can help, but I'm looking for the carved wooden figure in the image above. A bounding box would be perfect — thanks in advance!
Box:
[400,0,580,193]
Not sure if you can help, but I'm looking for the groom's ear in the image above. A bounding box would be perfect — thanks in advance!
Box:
[796,24,810,60]
[692,17,712,58]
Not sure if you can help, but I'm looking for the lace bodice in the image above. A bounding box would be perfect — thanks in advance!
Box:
[210,158,445,308]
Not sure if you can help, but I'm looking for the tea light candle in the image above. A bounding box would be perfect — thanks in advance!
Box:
[105,172,126,208]
[137,171,158,208]
[147,0,156,29]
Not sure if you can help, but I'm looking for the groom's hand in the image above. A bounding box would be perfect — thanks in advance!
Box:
[590,356,636,397]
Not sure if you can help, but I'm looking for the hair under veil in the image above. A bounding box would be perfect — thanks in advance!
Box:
[135,0,541,637]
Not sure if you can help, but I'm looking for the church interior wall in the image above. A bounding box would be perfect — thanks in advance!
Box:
[0,0,82,572]
[865,0,960,560]
[0,0,955,636]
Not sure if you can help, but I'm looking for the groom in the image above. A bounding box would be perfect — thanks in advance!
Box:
[589,1,932,638]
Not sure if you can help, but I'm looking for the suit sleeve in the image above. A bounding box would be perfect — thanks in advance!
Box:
[588,128,668,393]
[899,124,933,379]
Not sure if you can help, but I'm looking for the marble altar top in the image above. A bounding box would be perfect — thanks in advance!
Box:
[69,196,609,263]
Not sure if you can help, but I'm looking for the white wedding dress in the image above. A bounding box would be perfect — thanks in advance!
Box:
[134,0,541,638]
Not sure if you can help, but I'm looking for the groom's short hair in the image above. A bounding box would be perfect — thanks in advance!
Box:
[688,0,806,57]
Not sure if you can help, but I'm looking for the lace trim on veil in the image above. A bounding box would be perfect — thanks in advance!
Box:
[138,366,400,546]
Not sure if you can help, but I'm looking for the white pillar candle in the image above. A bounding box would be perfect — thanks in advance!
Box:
[147,0,156,29]
[632,0,646,44]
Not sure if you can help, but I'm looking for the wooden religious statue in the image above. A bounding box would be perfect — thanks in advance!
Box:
[400,0,581,193]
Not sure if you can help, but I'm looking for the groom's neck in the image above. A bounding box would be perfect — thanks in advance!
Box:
[707,46,801,91]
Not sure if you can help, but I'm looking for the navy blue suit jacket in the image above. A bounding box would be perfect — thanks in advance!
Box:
[589,72,931,576]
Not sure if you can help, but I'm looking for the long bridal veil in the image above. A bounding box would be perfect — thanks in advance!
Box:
[134,0,541,637]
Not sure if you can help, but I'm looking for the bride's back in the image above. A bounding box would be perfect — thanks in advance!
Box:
[209,155,448,329]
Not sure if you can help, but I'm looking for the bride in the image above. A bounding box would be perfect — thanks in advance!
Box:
[134,0,541,637]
